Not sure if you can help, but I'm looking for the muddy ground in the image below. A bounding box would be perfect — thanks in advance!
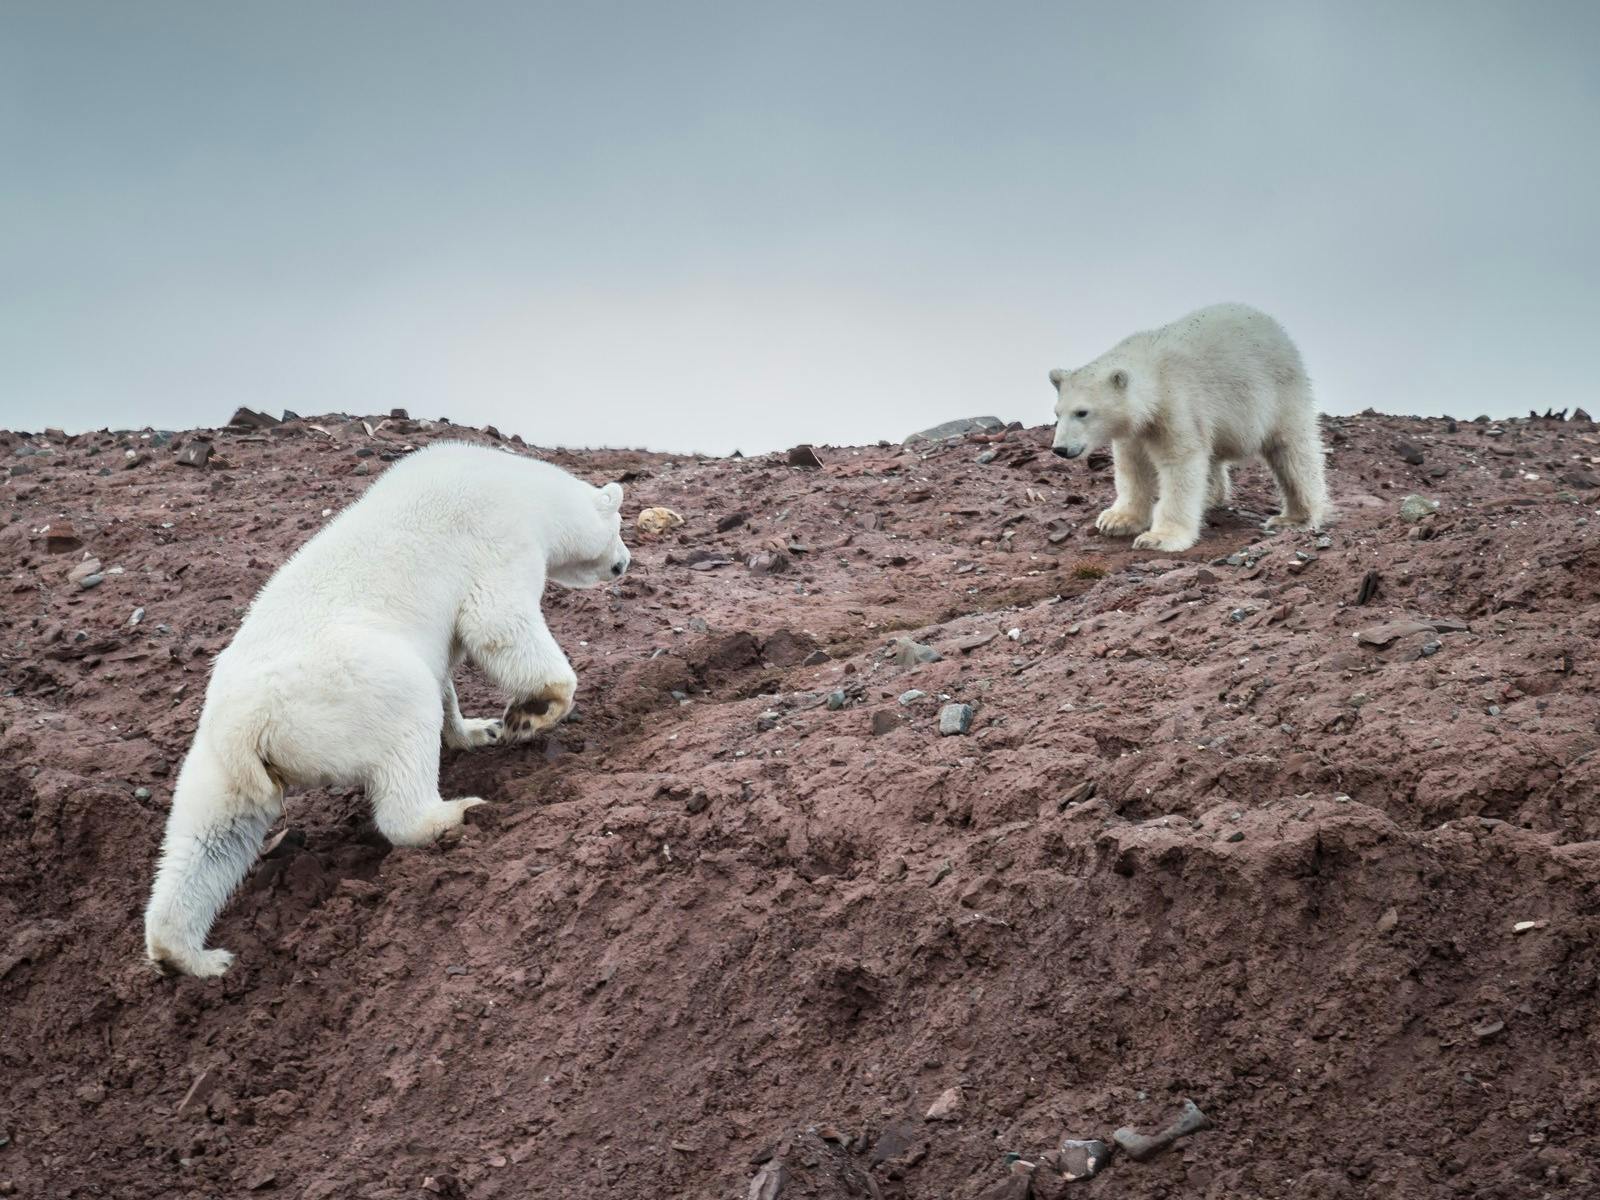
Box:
[2,405,1599,1199]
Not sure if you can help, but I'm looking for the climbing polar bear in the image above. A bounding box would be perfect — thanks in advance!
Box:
[1048,303,1330,553]
[143,442,631,976]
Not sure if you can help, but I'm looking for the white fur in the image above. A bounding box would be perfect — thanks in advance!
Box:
[1048,303,1330,552]
[143,442,630,976]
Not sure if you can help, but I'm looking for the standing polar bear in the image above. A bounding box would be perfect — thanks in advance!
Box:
[1048,303,1330,553]
[144,442,631,977]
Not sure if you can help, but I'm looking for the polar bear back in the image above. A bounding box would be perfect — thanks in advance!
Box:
[1108,304,1311,458]
[227,443,594,654]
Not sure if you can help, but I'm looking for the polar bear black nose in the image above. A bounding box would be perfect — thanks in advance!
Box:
[1053,446,1081,459]
[611,562,623,576]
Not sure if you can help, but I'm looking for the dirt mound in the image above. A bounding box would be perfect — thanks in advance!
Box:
[3,409,1599,1198]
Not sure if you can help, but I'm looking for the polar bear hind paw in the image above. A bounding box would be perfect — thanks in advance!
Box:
[148,943,235,978]
[448,717,504,749]
[1132,529,1199,553]
[1264,512,1319,532]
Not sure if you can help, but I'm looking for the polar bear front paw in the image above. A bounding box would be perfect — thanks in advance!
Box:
[1095,507,1150,537]
[1132,528,1199,553]
[446,717,504,750]
[1264,512,1318,532]
[502,678,576,742]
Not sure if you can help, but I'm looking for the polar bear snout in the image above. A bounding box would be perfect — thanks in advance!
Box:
[1053,444,1084,459]
[611,545,631,578]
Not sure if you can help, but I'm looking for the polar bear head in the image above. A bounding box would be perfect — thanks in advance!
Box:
[547,479,632,588]
[1047,364,1141,459]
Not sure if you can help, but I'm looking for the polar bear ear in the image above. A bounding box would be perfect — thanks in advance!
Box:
[1048,368,1065,388]
[596,481,623,513]
[1109,369,1129,390]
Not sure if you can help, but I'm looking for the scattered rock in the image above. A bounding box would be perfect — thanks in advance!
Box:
[938,703,974,736]
[1354,569,1381,606]
[228,407,281,430]
[1055,1138,1113,1181]
[1512,919,1548,934]
[825,690,847,711]
[870,710,900,736]
[1112,1098,1212,1161]
[636,506,685,535]
[176,1069,218,1117]
[1354,620,1438,647]
[891,637,941,668]
[898,689,926,705]
[975,448,998,464]
[747,551,791,575]
[904,415,1003,444]
[716,511,749,532]
[176,440,213,468]
[67,558,102,585]
[44,522,82,554]
[1377,907,1400,933]
[747,1159,787,1200]
[787,444,823,468]
[1472,1018,1505,1042]
[957,631,998,653]
[924,1086,963,1121]
[1399,494,1439,523]
[1394,441,1425,466]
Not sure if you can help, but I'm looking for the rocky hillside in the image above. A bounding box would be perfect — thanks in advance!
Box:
[2,406,1599,1199]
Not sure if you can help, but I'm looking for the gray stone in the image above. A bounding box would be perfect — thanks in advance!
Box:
[1399,494,1439,523]
[975,449,998,464]
[891,636,942,668]
[939,703,974,736]
[904,415,1004,444]
[825,689,847,711]
[898,689,926,705]
[1056,1138,1113,1181]
[1112,1099,1212,1162]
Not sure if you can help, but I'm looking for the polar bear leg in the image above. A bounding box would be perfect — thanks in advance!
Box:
[1206,460,1232,509]
[366,724,486,846]
[1134,455,1208,552]
[144,737,281,977]
[1262,417,1330,530]
[441,677,504,750]
[1096,438,1157,537]
[457,573,579,743]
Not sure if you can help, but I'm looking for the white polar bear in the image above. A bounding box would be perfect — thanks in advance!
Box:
[1048,303,1330,553]
[143,442,631,977]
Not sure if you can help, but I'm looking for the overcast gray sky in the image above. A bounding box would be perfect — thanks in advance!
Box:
[3,2,1597,453]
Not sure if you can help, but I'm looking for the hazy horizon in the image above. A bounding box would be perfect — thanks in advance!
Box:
[4,2,1597,454]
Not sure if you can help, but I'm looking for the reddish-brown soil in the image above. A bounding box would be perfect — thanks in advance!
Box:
[3,408,1599,1199]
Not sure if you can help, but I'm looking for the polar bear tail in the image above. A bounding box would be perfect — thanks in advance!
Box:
[143,730,284,977]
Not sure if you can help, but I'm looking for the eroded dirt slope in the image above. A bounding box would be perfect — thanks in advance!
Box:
[2,407,1599,1199]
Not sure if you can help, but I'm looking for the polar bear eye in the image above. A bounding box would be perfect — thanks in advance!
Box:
[1073,408,1089,419]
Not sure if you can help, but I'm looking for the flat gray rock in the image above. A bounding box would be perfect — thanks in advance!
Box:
[904,416,1003,444]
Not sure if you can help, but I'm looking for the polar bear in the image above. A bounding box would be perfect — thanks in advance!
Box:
[1048,303,1329,553]
[143,442,630,977]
